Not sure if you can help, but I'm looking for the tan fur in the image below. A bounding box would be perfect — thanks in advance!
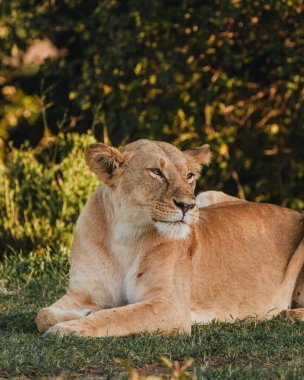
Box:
[36,140,304,337]
[196,190,243,208]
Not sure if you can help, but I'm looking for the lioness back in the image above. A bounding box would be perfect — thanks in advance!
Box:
[190,201,304,322]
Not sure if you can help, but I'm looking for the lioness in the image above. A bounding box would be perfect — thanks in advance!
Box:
[37,140,304,337]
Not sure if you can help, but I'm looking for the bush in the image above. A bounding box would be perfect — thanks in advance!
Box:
[1,0,304,207]
[0,246,70,286]
[0,132,99,258]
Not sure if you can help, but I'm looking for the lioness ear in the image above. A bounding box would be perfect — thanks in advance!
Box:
[85,143,126,184]
[184,144,211,166]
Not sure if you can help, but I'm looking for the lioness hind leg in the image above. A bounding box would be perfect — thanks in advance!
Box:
[292,267,304,308]
[280,308,304,321]
[36,293,98,332]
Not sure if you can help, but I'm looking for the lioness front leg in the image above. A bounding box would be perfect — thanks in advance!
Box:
[36,222,119,332]
[44,296,190,337]
[36,292,99,332]
[45,243,192,337]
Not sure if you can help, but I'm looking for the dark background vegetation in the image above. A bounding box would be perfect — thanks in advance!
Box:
[1,0,304,260]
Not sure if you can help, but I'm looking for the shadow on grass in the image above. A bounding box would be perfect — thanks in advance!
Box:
[0,310,37,333]
[0,279,65,335]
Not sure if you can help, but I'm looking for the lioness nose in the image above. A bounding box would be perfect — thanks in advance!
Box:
[173,198,196,214]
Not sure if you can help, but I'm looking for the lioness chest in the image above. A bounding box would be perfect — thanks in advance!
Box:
[109,236,143,307]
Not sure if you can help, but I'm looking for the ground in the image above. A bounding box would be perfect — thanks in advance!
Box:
[1,277,304,379]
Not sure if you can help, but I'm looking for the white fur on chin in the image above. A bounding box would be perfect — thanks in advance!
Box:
[155,221,191,240]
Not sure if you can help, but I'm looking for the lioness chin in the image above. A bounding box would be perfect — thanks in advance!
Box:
[37,139,304,337]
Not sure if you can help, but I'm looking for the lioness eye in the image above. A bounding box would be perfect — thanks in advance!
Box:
[187,173,195,179]
[187,172,196,183]
[147,168,166,180]
[150,168,163,176]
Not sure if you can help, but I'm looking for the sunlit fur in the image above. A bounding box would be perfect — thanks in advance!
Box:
[196,191,242,208]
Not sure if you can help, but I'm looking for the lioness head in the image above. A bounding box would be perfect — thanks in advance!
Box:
[85,140,210,239]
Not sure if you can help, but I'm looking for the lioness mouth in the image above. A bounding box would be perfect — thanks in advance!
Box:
[153,219,186,225]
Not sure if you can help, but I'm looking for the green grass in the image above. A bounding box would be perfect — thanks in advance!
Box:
[1,276,304,379]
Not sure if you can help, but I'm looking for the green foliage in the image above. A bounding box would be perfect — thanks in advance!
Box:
[0,246,69,287]
[0,132,99,258]
[0,0,303,206]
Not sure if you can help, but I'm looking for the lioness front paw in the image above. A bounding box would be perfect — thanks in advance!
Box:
[36,307,58,332]
[43,320,92,337]
[36,307,92,332]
